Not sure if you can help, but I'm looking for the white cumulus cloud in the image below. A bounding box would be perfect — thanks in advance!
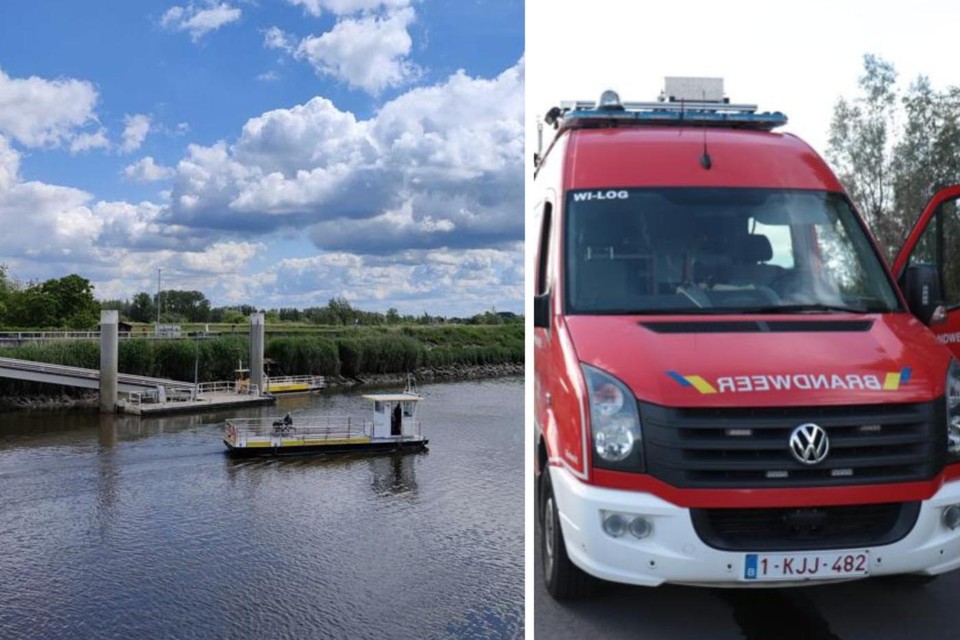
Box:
[181,241,264,273]
[286,0,411,17]
[0,135,21,192]
[121,114,152,153]
[69,128,110,154]
[294,7,418,94]
[123,157,175,182]
[0,67,100,148]
[263,26,294,53]
[0,167,103,262]
[264,244,522,315]
[161,2,242,41]
[257,71,281,82]
[164,59,523,257]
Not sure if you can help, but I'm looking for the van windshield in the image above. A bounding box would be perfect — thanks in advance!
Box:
[564,188,902,315]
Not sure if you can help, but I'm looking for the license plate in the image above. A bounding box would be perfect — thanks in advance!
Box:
[743,550,869,581]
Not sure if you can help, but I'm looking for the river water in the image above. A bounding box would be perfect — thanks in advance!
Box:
[0,378,524,639]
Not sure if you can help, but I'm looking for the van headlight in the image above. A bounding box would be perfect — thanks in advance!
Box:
[948,360,960,459]
[582,364,644,471]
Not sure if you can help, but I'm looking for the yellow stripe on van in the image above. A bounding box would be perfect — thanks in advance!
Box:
[883,372,901,391]
[685,375,717,395]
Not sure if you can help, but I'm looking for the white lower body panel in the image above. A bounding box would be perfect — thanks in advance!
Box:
[550,465,960,587]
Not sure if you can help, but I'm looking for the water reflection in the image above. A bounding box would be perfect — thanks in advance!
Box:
[224,450,423,499]
[369,453,420,496]
[98,413,117,449]
[96,414,119,534]
[272,393,316,413]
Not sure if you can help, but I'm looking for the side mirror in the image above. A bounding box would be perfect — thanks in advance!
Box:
[534,293,551,329]
[903,263,947,326]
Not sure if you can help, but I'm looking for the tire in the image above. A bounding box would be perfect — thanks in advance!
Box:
[540,469,597,600]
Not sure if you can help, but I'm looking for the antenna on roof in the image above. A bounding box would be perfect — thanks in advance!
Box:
[700,89,713,170]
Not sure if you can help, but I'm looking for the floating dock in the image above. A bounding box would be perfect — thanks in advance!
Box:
[120,381,276,416]
[126,392,275,416]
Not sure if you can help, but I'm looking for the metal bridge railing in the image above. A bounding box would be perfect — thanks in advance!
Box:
[0,331,213,347]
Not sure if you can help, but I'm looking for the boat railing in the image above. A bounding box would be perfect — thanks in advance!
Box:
[266,375,327,389]
[266,375,326,387]
[199,381,261,396]
[199,380,236,394]
[226,416,371,440]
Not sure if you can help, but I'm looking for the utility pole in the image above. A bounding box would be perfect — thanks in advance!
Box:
[193,331,200,401]
[156,267,162,328]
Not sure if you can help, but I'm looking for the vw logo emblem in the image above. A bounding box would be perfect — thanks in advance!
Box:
[789,423,829,465]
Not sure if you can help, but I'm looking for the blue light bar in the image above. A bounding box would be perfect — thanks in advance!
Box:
[562,108,788,132]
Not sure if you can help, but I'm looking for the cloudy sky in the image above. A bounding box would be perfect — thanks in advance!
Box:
[0,0,523,316]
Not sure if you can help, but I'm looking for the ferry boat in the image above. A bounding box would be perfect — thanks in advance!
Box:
[222,381,426,456]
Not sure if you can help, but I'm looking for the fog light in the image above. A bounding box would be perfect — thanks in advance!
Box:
[943,505,960,530]
[629,516,653,539]
[602,513,629,537]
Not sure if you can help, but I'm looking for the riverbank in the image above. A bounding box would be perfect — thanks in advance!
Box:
[0,392,100,412]
[0,362,524,412]
[337,361,523,388]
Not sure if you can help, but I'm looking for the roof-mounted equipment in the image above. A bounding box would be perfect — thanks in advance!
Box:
[546,77,788,133]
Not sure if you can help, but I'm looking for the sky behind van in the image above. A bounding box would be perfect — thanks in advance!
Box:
[0,0,523,315]
[527,0,960,181]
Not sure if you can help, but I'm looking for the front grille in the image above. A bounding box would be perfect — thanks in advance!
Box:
[691,502,921,551]
[641,400,944,488]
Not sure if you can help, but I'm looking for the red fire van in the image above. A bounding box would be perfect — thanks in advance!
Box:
[533,78,960,599]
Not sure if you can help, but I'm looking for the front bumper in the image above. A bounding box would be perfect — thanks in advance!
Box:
[550,465,960,587]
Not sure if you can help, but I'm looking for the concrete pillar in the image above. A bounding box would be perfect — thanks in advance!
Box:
[250,313,265,396]
[100,310,119,413]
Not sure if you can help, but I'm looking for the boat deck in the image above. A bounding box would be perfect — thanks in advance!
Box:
[223,415,426,456]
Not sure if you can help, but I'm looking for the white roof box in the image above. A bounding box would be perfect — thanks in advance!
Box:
[663,77,725,103]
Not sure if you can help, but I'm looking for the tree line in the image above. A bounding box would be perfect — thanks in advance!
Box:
[828,53,960,260]
[102,292,519,327]
[0,269,100,329]
[0,267,520,329]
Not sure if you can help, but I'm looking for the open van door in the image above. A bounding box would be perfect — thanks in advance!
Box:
[893,184,960,356]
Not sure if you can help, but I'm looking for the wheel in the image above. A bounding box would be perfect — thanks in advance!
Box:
[540,469,597,600]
